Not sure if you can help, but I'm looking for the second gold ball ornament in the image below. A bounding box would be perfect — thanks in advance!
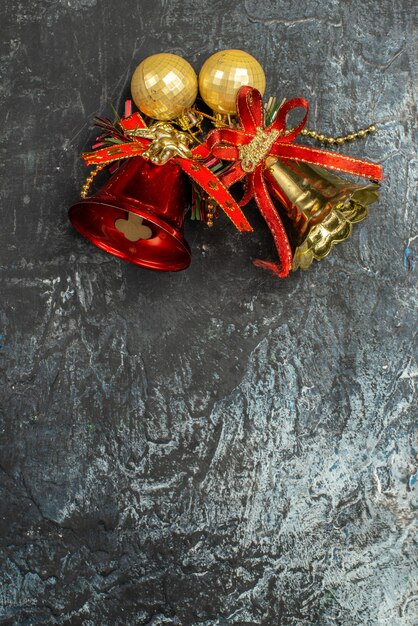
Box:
[131,53,198,121]
[199,49,266,115]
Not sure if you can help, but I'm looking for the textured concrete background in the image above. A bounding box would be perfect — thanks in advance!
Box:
[0,1,417,625]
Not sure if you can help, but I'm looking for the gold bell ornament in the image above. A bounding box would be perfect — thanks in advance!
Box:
[200,74,382,277]
[264,157,380,271]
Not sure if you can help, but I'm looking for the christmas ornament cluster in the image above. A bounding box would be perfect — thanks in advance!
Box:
[69,50,383,278]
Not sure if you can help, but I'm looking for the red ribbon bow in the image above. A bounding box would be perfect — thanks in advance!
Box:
[82,105,253,234]
[206,86,383,277]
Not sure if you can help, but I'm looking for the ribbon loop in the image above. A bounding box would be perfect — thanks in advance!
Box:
[270,97,309,142]
[239,127,280,172]
[237,85,265,133]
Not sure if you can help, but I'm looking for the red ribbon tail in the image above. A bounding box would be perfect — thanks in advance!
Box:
[177,158,253,233]
[270,144,383,181]
[239,172,255,207]
[82,140,149,166]
[252,166,293,278]
[252,259,287,278]
[119,111,147,131]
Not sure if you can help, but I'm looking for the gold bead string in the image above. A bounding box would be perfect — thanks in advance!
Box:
[192,105,378,145]
[80,164,105,198]
[300,124,377,145]
[206,199,215,227]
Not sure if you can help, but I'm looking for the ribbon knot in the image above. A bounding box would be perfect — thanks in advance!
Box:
[206,86,383,277]
[81,105,253,235]
[239,127,281,172]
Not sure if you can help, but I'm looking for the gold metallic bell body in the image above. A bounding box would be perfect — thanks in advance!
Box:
[264,157,380,270]
[199,49,266,115]
[131,53,198,121]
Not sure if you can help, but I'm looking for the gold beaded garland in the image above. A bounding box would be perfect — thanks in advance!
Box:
[80,164,104,198]
[206,200,215,227]
[300,123,377,145]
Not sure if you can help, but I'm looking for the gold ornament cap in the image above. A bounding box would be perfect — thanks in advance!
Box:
[199,49,266,115]
[131,53,198,121]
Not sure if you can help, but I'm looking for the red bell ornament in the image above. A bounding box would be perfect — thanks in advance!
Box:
[68,156,191,272]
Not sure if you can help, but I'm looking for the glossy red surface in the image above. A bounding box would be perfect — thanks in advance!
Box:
[68,157,191,271]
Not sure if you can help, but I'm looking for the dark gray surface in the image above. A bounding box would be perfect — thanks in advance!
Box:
[1,1,417,625]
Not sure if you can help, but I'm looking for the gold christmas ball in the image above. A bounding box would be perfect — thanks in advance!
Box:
[199,49,266,115]
[131,53,198,121]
